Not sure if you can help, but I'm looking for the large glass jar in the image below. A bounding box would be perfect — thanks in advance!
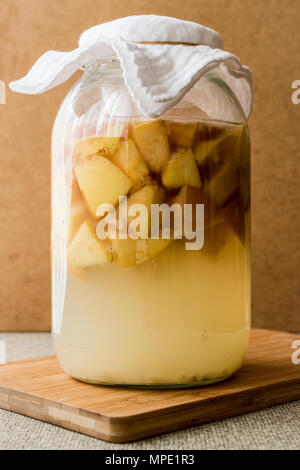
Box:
[51,58,251,387]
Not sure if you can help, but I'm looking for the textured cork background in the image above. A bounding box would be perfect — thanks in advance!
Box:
[0,0,299,331]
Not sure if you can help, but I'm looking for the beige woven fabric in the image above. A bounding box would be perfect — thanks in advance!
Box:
[0,333,299,450]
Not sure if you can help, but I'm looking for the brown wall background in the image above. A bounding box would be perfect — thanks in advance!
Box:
[0,0,299,331]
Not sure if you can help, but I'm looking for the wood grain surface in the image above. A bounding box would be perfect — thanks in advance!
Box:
[0,329,299,443]
[0,0,300,330]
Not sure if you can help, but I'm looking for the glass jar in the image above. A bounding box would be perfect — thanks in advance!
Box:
[51,57,251,387]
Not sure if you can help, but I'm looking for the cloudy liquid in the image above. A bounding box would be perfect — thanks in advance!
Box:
[53,215,250,386]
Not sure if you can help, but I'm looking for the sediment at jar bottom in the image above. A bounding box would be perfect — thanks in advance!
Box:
[54,328,250,386]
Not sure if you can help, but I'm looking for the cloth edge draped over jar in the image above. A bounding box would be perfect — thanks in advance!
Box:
[9,14,253,119]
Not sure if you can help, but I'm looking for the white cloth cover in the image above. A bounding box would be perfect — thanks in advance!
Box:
[9,15,252,119]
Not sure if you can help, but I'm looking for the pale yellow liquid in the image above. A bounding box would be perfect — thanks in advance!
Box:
[53,218,250,386]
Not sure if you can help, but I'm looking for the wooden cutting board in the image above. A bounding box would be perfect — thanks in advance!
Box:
[0,329,299,443]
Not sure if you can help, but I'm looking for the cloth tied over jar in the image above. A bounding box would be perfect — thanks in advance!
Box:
[9,15,252,119]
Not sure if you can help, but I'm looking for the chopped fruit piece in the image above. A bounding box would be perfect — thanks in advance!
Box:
[112,237,172,267]
[75,157,132,217]
[110,139,149,190]
[214,133,242,167]
[203,163,239,209]
[68,263,86,281]
[136,238,172,264]
[193,124,224,165]
[223,197,246,245]
[162,148,201,189]
[194,124,242,167]
[112,237,138,268]
[170,185,202,207]
[69,202,91,242]
[68,220,112,268]
[166,121,198,148]
[116,184,165,238]
[200,126,244,208]
[74,137,121,161]
[170,185,203,234]
[69,181,90,242]
[194,138,217,166]
[132,121,169,173]
[169,185,220,238]
[127,184,165,220]
[199,133,241,183]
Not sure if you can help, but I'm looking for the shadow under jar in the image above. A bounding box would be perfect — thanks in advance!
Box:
[51,58,251,387]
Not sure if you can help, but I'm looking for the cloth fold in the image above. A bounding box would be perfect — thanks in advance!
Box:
[9,15,252,119]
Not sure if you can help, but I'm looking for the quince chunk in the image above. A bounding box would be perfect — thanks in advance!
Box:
[194,124,243,167]
[69,202,91,243]
[127,184,165,237]
[162,148,201,189]
[132,121,169,173]
[112,238,138,268]
[166,121,197,148]
[68,220,112,268]
[203,163,239,209]
[170,185,203,235]
[126,184,165,219]
[74,137,121,160]
[116,184,165,239]
[112,237,172,267]
[136,238,172,265]
[110,139,149,190]
[75,157,132,217]
[69,181,91,241]
[193,124,225,165]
